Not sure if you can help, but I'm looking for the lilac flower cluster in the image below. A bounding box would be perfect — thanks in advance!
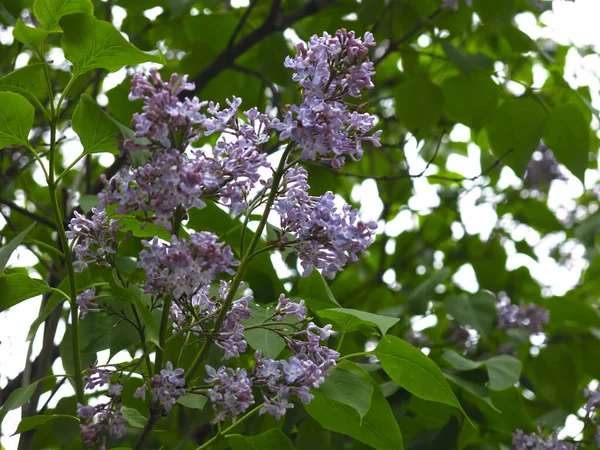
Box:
[99,71,272,228]
[78,367,126,449]
[135,362,185,413]
[497,299,549,333]
[274,167,377,278]
[215,281,252,359]
[511,429,577,450]
[76,287,101,319]
[137,232,236,300]
[67,208,123,272]
[204,299,339,423]
[275,29,380,168]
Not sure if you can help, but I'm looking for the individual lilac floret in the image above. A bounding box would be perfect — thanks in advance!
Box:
[497,299,549,333]
[83,365,114,390]
[126,69,206,151]
[274,294,307,322]
[78,382,126,448]
[76,287,101,319]
[275,29,381,168]
[205,366,255,423]
[138,232,237,300]
[144,361,186,413]
[273,167,377,278]
[67,208,123,272]
[511,429,577,449]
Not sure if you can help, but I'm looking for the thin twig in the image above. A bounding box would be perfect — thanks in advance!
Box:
[0,197,58,230]
[227,0,259,49]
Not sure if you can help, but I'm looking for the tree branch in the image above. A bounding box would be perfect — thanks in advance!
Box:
[183,0,334,97]
[0,197,58,230]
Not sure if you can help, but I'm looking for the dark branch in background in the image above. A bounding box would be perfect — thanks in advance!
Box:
[0,197,58,230]
[307,148,514,183]
[231,64,281,114]
[182,0,334,97]
[374,6,444,67]
[227,0,259,50]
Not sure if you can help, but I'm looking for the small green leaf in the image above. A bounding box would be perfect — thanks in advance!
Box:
[120,406,147,429]
[13,414,78,435]
[318,366,374,419]
[244,328,286,359]
[0,223,36,274]
[0,62,47,105]
[317,308,399,335]
[72,93,121,154]
[228,429,295,450]
[442,72,500,129]
[543,103,590,183]
[176,393,207,410]
[445,291,497,337]
[0,274,51,313]
[395,77,444,135]
[442,41,494,76]
[79,195,100,213]
[33,0,93,32]
[13,18,49,49]
[0,91,34,147]
[375,336,472,424]
[296,271,341,312]
[485,356,522,391]
[442,351,522,391]
[305,360,404,450]
[61,14,165,75]
[1,380,42,412]
[487,97,547,176]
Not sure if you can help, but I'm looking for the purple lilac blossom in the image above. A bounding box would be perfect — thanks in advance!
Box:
[76,287,101,319]
[67,208,123,272]
[274,167,377,278]
[137,232,236,300]
[274,29,381,168]
[273,294,307,322]
[141,361,186,413]
[511,429,578,450]
[582,385,600,447]
[78,381,126,448]
[497,299,549,333]
[83,366,114,390]
[214,281,252,359]
[205,311,339,422]
[204,366,255,423]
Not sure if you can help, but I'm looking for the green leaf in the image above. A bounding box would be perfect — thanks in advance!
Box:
[441,41,494,76]
[445,291,496,337]
[228,429,295,450]
[14,414,78,434]
[305,360,404,450]
[0,91,34,147]
[442,351,522,391]
[176,393,207,410]
[1,379,42,412]
[0,62,47,105]
[0,222,35,274]
[317,308,399,335]
[487,97,547,176]
[13,18,49,49]
[543,103,590,183]
[318,366,374,419]
[244,328,286,359]
[485,356,523,391]
[395,77,444,135]
[0,274,51,313]
[34,0,93,32]
[60,14,165,76]
[120,406,147,429]
[72,93,121,154]
[296,271,341,312]
[375,336,471,423]
[443,372,500,412]
[441,73,500,129]
[109,274,160,347]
